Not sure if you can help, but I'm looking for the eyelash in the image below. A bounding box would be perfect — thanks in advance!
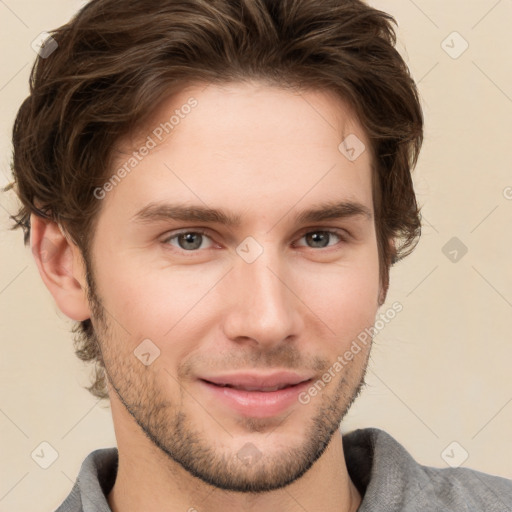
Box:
[161,228,350,254]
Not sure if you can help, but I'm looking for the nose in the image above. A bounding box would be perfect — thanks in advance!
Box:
[221,247,304,349]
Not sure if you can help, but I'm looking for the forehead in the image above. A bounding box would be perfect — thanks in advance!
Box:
[103,81,374,225]
[133,81,370,154]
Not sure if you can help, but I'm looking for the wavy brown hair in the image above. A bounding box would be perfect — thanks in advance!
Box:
[6,0,423,400]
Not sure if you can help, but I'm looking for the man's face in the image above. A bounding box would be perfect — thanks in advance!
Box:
[87,81,381,492]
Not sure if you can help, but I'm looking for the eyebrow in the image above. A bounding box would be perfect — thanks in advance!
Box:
[131,199,373,227]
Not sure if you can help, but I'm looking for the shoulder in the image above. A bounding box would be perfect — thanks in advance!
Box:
[421,464,512,510]
[55,447,118,512]
[342,427,512,512]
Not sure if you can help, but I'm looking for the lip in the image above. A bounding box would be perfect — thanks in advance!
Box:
[198,372,313,418]
[200,371,314,390]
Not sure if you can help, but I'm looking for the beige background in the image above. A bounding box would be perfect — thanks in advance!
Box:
[1,0,511,510]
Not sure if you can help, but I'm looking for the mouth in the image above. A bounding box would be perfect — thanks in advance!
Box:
[198,377,314,418]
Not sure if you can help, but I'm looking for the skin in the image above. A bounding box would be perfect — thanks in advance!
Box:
[32,81,386,512]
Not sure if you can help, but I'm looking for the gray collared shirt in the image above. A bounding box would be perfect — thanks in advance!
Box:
[55,428,512,511]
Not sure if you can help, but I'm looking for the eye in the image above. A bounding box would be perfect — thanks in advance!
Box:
[294,230,347,249]
[161,228,348,254]
[162,230,214,251]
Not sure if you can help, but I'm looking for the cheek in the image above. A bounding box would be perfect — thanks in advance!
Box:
[94,254,222,345]
[295,251,380,342]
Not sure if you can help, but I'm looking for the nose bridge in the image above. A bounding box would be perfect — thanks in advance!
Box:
[223,242,301,346]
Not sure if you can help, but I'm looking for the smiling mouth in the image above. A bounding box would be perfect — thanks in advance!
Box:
[198,377,314,418]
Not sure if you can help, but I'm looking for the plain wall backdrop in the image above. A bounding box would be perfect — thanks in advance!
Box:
[1,0,511,510]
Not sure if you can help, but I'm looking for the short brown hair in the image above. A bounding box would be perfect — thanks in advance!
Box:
[6,0,423,400]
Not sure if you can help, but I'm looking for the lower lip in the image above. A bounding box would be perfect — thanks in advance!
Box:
[199,379,312,418]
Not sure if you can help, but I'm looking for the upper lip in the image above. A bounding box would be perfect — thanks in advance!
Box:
[200,371,314,390]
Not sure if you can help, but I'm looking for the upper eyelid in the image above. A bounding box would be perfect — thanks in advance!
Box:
[295,226,350,238]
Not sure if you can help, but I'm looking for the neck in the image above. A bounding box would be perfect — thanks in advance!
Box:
[107,418,361,512]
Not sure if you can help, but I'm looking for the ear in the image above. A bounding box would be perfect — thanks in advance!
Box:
[30,213,91,321]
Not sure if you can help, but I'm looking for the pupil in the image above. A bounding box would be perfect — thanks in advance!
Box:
[307,232,328,248]
[180,233,202,250]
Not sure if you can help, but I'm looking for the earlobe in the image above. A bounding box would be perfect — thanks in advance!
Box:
[30,213,91,321]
